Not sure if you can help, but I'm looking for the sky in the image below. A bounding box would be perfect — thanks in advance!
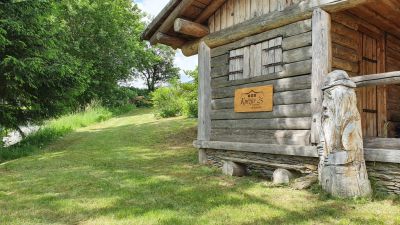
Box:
[134,0,198,87]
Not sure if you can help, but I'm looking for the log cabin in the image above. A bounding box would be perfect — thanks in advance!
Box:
[143,0,400,195]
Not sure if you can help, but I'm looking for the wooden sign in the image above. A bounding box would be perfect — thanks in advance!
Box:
[234,85,273,112]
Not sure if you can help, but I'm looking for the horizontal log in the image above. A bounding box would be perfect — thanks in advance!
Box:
[221,157,316,173]
[351,71,400,87]
[182,0,370,56]
[194,141,400,163]
[212,75,311,99]
[211,65,229,78]
[211,103,311,120]
[174,18,209,38]
[364,148,400,164]
[363,138,400,150]
[210,20,312,58]
[211,60,312,88]
[211,89,311,110]
[211,54,228,68]
[194,140,319,158]
[153,32,186,49]
[211,129,311,146]
[282,32,312,50]
[211,117,312,130]
[283,46,312,64]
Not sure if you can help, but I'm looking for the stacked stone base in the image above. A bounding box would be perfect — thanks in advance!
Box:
[203,149,400,195]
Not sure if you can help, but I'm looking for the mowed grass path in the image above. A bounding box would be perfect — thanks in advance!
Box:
[0,109,399,225]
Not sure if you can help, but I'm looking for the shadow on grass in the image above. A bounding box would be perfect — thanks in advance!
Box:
[0,109,399,224]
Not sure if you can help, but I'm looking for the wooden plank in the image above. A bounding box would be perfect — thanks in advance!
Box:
[211,103,312,120]
[211,117,312,130]
[268,38,276,74]
[212,75,311,99]
[220,3,227,30]
[311,8,331,144]
[364,138,400,150]
[210,19,312,57]
[198,42,212,141]
[214,8,221,31]
[226,0,235,27]
[262,0,270,14]
[209,15,215,33]
[283,46,312,63]
[181,0,370,56]
[364,148,400,164]
[212,60,313,88]
[243,46,251,79]
[282,31,312,50]
[254,43,263,76]
[193,140,319,157]
[195,0,226,23]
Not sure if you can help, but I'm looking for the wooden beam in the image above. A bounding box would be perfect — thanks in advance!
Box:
[193,140,319,157]
[153,32,186,49]
[195,0,226,24]
[352,71,400,87]
[311,8,332,145]
[197,42,211,141]
[193,140,400,163]
[174,18,209,38]
[181,0,371,56]
[149,0,196,45]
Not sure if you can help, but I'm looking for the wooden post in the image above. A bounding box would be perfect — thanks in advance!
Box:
[311,8,331,145]
[198,42,211,164]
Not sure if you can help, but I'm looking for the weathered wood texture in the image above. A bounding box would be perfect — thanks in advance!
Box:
[319,70,371,197]
[331,11,386,138]
[311,8,331,144]
[198,42,212,141]
[182,0,369,56]
[385,34,400,138]
[207,20,313,146]
[194,140,319,157]
[174,18,209,38]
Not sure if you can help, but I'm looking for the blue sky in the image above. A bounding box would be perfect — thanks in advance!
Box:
[134,0,198,87]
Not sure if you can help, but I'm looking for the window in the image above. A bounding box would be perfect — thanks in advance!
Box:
[229,36,283,81]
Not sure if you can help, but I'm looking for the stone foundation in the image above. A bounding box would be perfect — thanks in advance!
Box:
[204,149,400,195]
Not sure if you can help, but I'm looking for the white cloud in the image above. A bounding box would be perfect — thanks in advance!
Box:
[134,0,198,87]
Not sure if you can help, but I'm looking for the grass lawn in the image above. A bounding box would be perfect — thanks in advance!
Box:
[0,108,399,225]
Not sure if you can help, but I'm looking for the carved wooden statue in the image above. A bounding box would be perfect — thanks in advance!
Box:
[319,70,372,197]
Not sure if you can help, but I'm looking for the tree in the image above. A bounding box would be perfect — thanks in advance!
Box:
[57,0,145,106]
[131,44,180,92]
[0,1,87,133]
[0,0,146,132]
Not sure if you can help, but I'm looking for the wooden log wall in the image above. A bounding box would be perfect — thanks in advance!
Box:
[208,0,304,33]
[386,34,400,138]
[209,19,313,146]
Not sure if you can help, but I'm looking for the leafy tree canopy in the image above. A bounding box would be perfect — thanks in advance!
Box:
[131,43,180,92]
[0,0,145,131]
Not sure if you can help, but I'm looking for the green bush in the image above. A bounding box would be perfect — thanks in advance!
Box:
[152,86,183,118]
[151,67,198,119]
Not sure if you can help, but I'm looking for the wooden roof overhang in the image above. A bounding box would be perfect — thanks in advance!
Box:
[142,0,376,56]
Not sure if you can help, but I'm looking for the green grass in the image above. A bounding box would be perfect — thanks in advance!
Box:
[0,103,135,162]
[0,108,399,225]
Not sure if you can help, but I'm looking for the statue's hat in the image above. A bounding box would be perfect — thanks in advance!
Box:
[322,70,356,90]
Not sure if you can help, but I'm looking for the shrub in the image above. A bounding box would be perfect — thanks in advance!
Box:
[152,86,183,118]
